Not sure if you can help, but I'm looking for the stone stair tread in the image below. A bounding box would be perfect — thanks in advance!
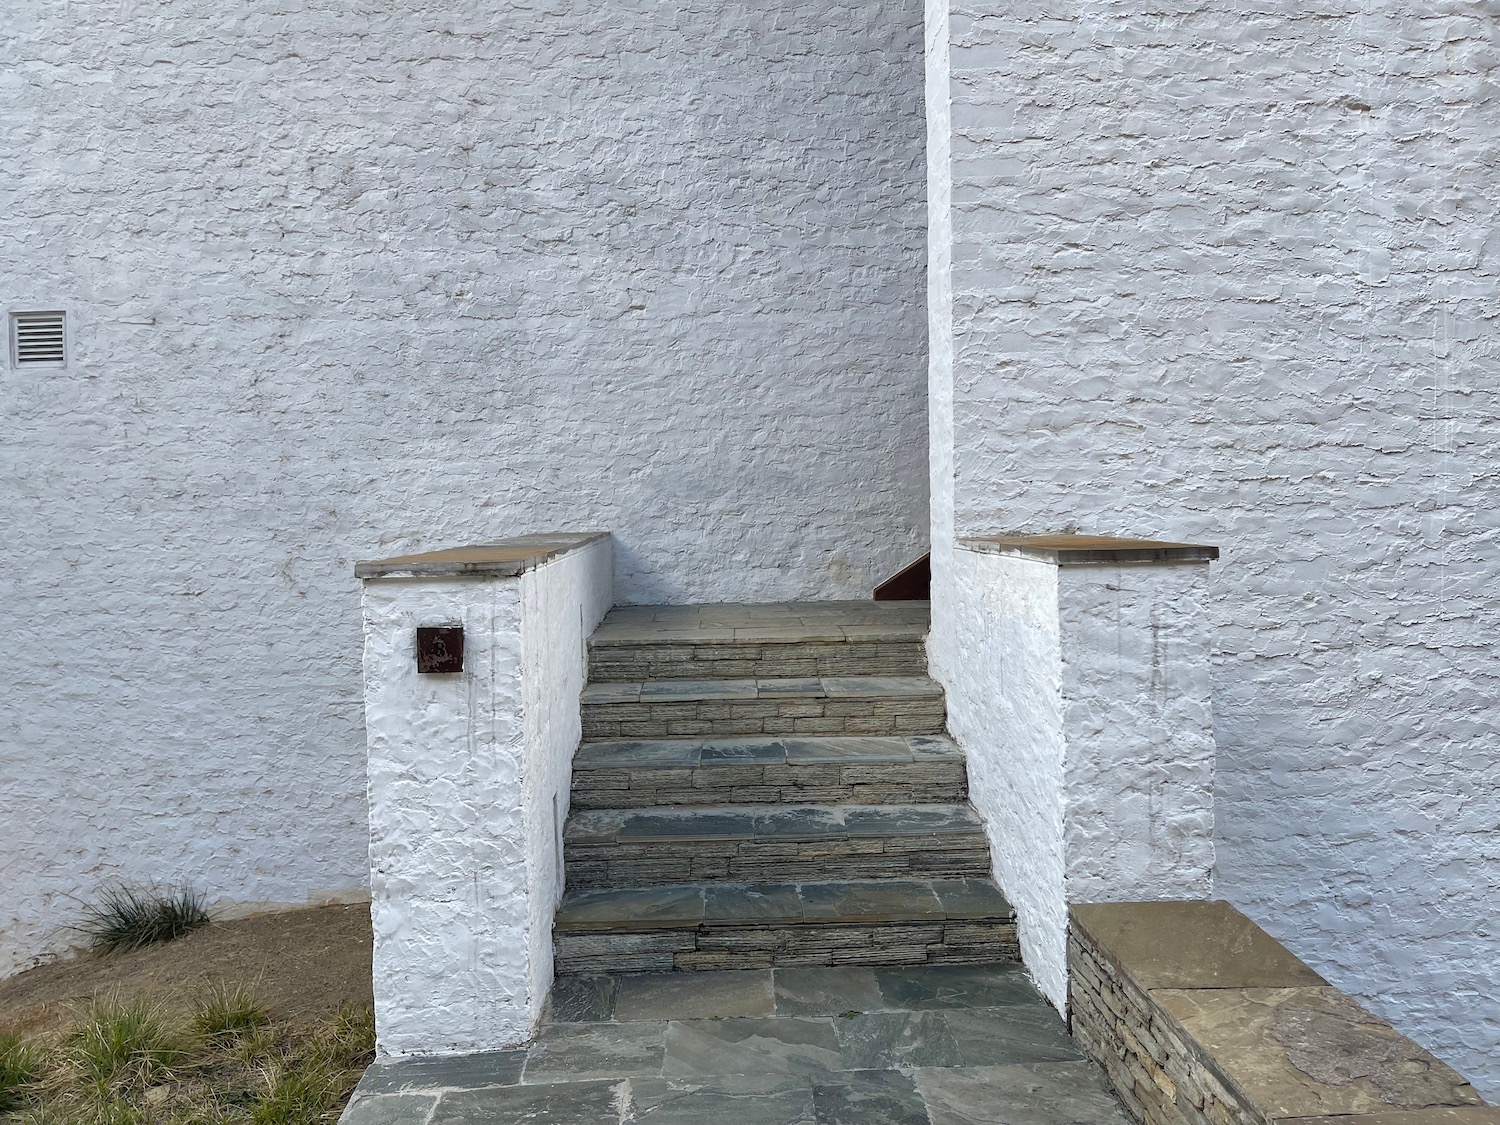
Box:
[573,734,961,771]
[591,601,930,648]
[555,876,1013,932]
[582,675,943,706]
[565,803,983,844]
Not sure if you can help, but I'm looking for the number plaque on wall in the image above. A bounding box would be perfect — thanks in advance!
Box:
[415,626,464,674]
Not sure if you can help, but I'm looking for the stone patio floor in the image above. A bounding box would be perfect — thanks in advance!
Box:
[342,963,1135,1125]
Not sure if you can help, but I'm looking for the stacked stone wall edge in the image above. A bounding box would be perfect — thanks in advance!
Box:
[929,0,1500,1095]
[0,1,928,976]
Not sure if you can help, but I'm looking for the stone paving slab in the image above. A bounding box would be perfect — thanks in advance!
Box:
[344,964,1128,1125]
[916,1061,1134,1125]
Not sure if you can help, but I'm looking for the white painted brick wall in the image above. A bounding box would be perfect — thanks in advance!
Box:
[0,2,927,975]
[929,0,1500,1096]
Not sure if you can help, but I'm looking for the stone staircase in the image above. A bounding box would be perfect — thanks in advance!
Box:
[552,602,1018,975]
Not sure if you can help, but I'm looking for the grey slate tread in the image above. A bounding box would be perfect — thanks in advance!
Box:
[565,803,983,845]
[555,878,1014,932]
[573,735,961,771]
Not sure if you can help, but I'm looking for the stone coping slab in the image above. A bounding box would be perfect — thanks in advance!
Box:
[1287,1111,1500,1125]
[1070,901,1326,990]
[957,534,1218,566]
[1068,901,1493,1125]
[355,531,608,579]
[1155,986,1482,1119]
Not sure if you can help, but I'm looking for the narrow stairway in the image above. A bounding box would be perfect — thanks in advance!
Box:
[552,601,1018,975]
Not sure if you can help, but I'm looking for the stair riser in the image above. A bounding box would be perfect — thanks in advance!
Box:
[554,920,1019,974]
[564,835,991,890]
[570,761,968,810]
[589,641,927,683]
[581,696,947,741]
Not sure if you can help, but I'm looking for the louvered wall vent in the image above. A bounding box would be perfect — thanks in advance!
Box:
[10,311,67,367]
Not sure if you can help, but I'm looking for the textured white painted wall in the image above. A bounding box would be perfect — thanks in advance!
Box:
[518,541,614,1017]
[939,549,1215,1008]
[1060,563,1216,908]
[941,551,1068,1004]
[926,0,958,689]
[929,0,1500,1094]
[363,577,529,1056]
[0,1,927,975]
[362,538,610,1057]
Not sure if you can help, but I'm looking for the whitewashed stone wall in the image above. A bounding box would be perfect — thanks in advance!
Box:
[938,551,1068,1001]
[0,2,927,976]
[927,0,1500,1095]
[518,544,615,1021]
[363,537,611,1056]
[939,543,1215,1008]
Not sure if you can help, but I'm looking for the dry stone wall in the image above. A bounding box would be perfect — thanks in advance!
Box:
[1068,902,1496,1125]
[0,0,928,976]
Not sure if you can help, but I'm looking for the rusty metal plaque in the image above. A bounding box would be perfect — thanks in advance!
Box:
[416,626,464,674]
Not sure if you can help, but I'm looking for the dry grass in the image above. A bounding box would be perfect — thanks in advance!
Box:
[1,991,372,1124]
[0,904,377,1125]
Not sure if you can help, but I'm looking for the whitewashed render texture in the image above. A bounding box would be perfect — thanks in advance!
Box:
[927,0,1500,1096]
[361,536,610,1056]
[0,3,927,974]
[935,541,1216,1008]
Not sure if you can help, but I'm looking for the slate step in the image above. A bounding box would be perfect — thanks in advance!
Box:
[579,676,947,741]
[588,601,930,681]
[563,803,990,890]
[553,877,1018,974]
[571,734,968,809]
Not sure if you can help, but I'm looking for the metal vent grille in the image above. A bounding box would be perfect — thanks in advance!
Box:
[11,311,66,367]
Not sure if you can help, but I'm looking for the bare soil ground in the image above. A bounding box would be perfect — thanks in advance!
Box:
[0,903,373,1039]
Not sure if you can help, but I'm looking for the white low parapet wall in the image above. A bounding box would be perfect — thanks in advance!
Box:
[932,534,1218,1009]
[356,533,613,1057]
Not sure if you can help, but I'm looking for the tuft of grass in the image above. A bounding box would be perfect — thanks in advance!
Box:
[67,996,188,1095]
[77,884,210,954]
[11,1000,374,1125]
[248,1007,375,1125]
[0,1030,43,1111]
[195,985,270,1046]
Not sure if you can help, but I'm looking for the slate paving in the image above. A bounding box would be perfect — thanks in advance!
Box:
[342,964,1135,1125]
